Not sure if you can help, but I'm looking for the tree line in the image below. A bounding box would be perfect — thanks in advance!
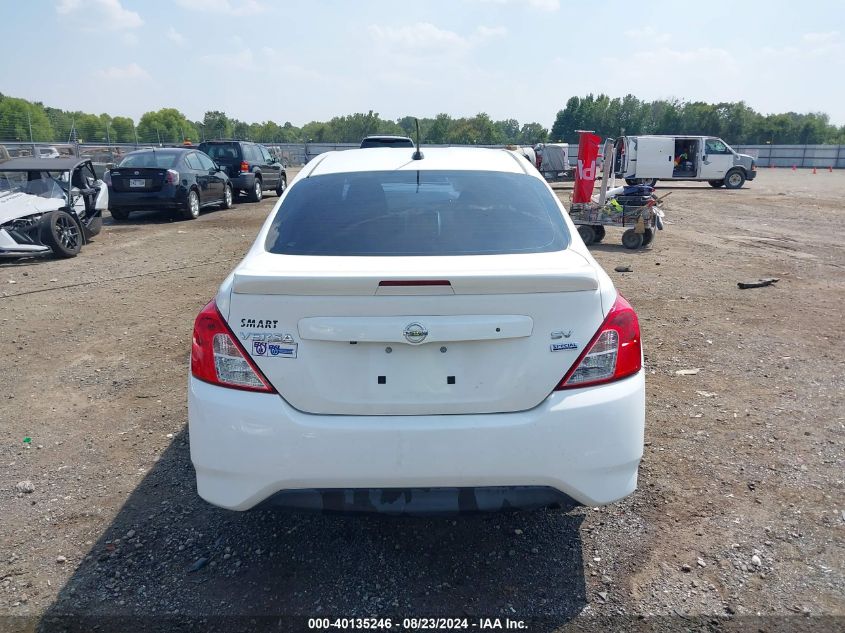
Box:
[1,92,843,146]
[551,95,845,145]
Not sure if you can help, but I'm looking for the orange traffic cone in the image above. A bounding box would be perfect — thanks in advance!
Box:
[813,167,817,174]
[792,165,796,171]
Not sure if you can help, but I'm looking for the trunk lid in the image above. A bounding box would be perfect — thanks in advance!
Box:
[226,251,604,415]
[109,168,166,193]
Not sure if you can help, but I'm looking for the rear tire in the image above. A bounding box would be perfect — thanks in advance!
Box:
[276,175,287,197]
[220,184,234,209]
[248,177,263,202]
[708,180,725,188]
[593,225,606,243]
[577,225,596,245]
[641,228,654,247]
[110,208,130,221]
[724,169,746,189]
[622,228,644,250]
[41,210,82,258]
[181,189,200,220]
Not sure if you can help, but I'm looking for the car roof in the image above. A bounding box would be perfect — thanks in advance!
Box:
[307,147,532,177]
[0,157,89,171]
[362,135,412,140]
[124,148,190,155]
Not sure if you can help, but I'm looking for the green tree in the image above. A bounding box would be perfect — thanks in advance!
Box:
[111,116,136,143]
[137,108,198,144]
[76,113,104,143]
[0,97,54,141]
[495,118,520,143]
[550,97,581,141]
[519,122,548,145]
[202,110,232,140]
[427,114,451,144]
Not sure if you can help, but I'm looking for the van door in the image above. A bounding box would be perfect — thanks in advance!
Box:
[700,138,735,180]
[632,137,674,179]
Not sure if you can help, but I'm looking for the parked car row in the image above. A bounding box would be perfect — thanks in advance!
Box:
[104,141,287,222]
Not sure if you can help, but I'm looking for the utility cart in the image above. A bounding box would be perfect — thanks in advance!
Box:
[569,194,664,249]
[568,137,667,249]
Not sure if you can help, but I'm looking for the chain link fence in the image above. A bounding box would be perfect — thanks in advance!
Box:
[2,136,842,172]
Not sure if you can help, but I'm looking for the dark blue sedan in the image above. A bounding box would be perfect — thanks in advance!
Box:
[106,148,233,221]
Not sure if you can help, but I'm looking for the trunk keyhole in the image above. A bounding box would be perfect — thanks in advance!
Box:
[377,376,386,384]
[447,376,456,385]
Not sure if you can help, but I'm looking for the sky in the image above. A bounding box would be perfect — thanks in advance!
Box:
[2,0,844,128]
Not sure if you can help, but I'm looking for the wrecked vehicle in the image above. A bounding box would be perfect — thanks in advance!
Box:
[0,158,106,258]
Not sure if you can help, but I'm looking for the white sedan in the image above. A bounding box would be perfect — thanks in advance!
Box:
[188,147,645,514]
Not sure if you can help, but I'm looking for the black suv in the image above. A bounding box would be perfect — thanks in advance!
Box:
[197,141,287,202]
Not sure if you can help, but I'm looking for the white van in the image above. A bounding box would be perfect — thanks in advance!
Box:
[612,135,757,189]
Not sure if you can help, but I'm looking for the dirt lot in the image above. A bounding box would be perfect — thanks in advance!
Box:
[0,168,843,632]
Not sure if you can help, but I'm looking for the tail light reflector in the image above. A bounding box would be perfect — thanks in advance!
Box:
[240,161,249,173]
[191,301,275,393]
[555,294,641,390]
[165,169,180,185]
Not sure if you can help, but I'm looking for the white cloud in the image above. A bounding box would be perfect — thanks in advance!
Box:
[802,31,840,44]
[473,0,559,10]
[176,0,265,15]
[96,63,150,80]
[368,21,507,55]
[369,22,471,52]
[475,25,508,39]
[623,26,670,45]
[199,48,255,71]
[603,46,739,77]
[122,32,139,46]
[56,0,143,29]
[167,26,186,45]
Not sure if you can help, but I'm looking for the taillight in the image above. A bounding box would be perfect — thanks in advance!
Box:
[191,301,275,393]
[555,294,641,390]
[240,161,249,173]
[166,169,180,184]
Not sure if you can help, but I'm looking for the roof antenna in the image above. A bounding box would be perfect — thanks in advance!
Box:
[412,118,424,160]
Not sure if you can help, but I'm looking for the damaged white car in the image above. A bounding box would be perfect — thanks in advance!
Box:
[0,158,107,258]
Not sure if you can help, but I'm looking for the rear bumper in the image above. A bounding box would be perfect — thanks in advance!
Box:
[228,173,256,190]
[188,371,645,512]
[109,185,187,210]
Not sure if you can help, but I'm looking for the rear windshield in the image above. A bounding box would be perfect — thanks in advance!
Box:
[199,143,241,161]
[360,138,414,148]
[265,170,570,256]
[118,152,179,168]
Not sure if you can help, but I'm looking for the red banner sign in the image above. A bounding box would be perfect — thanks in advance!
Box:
[572,132,602,204]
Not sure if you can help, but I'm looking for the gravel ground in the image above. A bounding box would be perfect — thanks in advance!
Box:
[0,168,843,632]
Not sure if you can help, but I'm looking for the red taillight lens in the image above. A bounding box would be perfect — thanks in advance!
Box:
[555,294,641,390]
[240,161,249,173]
[166,169,180,184]
[191,301,275,393]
